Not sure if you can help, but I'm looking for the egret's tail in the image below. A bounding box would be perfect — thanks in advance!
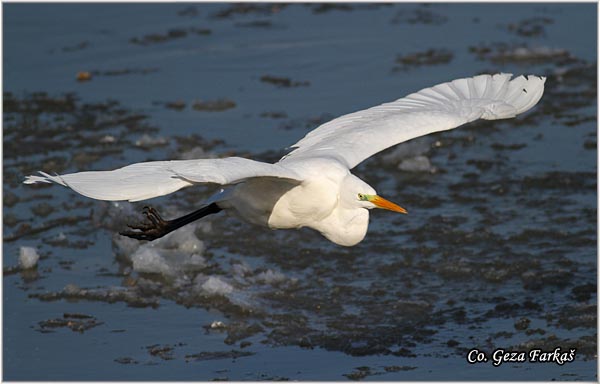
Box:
[24,172,66,186]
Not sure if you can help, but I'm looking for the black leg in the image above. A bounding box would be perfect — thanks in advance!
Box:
[120,203,222,241]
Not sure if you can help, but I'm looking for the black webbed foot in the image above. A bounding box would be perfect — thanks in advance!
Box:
[119,203,222,242]
[120,206,172,241]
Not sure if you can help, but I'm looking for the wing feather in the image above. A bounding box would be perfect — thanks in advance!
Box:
[24,157,302,202]
[24,74,546,202]
[280,73,545,169]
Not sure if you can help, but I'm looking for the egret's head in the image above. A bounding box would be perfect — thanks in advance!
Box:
[356,192,407,214]
[342,175,407,214]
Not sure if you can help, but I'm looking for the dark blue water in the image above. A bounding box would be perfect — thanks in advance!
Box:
[4,3,596,380]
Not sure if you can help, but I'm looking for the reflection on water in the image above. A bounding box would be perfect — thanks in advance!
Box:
[3,3,597,380]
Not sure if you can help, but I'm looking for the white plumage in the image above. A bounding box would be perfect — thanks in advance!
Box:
[24,74,546,246]
[25,158,302,202]
[281,73,545,168]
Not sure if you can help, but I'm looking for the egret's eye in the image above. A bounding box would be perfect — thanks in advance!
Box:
[358,193,365,200]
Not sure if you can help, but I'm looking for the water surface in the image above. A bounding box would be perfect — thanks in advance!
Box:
[3,3,597,380]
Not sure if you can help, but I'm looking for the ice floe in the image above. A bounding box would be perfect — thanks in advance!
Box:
[19,246,40,269]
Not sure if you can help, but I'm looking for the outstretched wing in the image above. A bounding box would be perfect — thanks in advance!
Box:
[24,157,302,202]
[280,73,546,169]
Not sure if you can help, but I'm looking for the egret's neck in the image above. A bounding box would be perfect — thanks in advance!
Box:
[315,207,369,247]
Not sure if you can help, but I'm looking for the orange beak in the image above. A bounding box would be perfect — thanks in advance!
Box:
[370,195,408,214]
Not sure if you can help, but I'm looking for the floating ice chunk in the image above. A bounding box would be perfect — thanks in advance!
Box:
[99,201,141,230]
[99,135,116,143]
[131,247,174,276]
[225,290,256,308]
[254,269,287,285]
[135,134,168,148]
[491,46,571,63]
[188,254,206,267]
[159,225,205,254]
[173,275,192,288]
[510,46,568,59]
[112,213,208,276]
[131,246,207,276]
[196,276,234,296]
[210,320,227,329]
[232,262,252,277]
[112,234,140,260]
[398,155,434,172]
[381,137,431,164]
[19,246,40,269]
[48,232,68,245]
[195,221,213,235]
[231,262,252,284]
[63,284,81,295]
[179,146,213,160]
[55,232,67,241]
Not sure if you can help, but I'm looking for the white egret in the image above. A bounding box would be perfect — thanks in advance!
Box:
[24,74,545,246]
